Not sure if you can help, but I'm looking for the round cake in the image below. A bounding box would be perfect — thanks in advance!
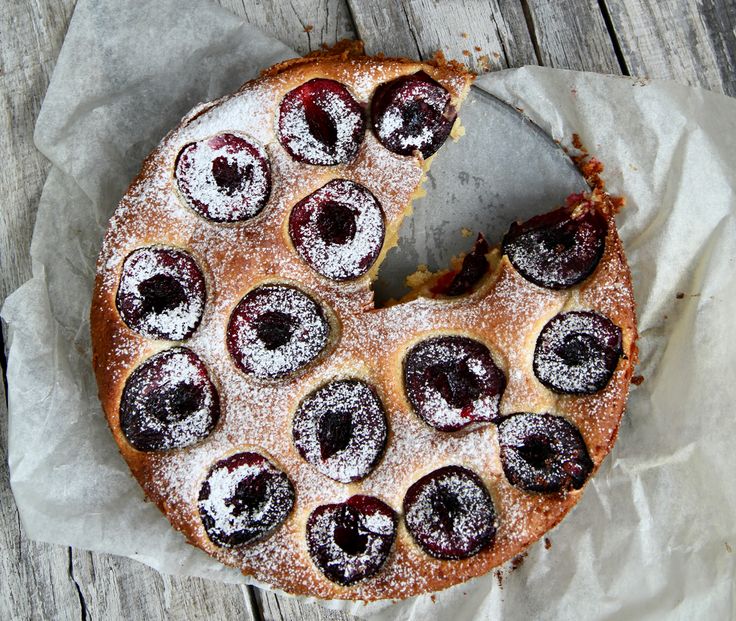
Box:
[91,42,638,600]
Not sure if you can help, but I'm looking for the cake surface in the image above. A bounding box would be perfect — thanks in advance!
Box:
[91,43,637,600]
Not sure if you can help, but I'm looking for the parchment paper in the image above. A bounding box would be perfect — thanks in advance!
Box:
[3,0,735,618]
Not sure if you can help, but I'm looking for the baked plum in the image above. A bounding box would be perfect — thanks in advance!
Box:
[278,78,365,166]
[371,71,456,158]
[498,413,593,493]
[289,179,385,280]
[227,284,329,379]
[306,495,397,586]
[403,465,496,560]
[404,336,506,431]
[534,310,622,394]
[116,246,206,341]
[119,347,219,451]
[198,452,295,547]
[503,201,607,289]
[292,379,387,483]
[431,234,490,296]
[175,133,271,222]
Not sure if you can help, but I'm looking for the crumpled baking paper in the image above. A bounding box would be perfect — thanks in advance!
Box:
[3,0,735,618]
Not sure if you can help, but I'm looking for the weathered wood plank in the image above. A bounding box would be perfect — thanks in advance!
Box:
[255,590,352,621]
[70,551,257,620]
[0,2,83,619]
[604,0,736,95]
[216,0,357,55]
[347,0,538,71]
[522,0,622,74]
[0,0,75,305]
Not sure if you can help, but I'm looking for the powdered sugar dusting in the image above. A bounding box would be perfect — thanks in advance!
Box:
[373,76,454,156]
[278,79,364,166]
[90,54,637,600]
[119,347,218,451]
[175,133,270,222]
[306,497,396,585]
[533,310,623,394]
[290,179,385,280]
[226,284,330,379]
[404,336,505,431]
[116,246,205,341]
[292,379,387,483]
[497,412,593,492]
[404,465,496,559]
[198,452,295,547]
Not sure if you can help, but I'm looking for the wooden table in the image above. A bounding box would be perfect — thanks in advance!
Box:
[1,1,734,619]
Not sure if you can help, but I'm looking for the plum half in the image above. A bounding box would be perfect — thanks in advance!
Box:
[503,202,607,289]
[289,179,385,281]
[307,495,397,586]
[534,310,623,394]
[227,284,330,379]
[292,379,388,483]
[119,347,219,451]
[198,451,295,547]
[278,78,365,166]
[371,71,456,158]
[498,413,593,493]
[175,133,271,222]
[403,465,496,560]
[404,336,506,431]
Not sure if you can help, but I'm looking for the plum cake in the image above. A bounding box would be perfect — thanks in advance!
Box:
[91,42,637,600]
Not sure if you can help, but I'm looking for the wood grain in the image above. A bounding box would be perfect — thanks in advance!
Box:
[0,2,82,619]
[605,0,736,95]
[216,0,357,55]
[347,0,537,71]
[255,590,352,620]
[1,0,735,618]
[0,0,74,305]
[522,0,622,74]
[70,551,257,620]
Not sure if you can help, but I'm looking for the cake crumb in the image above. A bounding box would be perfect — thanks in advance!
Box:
[461,227,473,238]
[726,542,733,553]
[676,292,685,299]
[430,594,437,603]
[510,552,527,571]
[304,24,314,33]
[544,537,552,550]
[461,32,468,38]
[462,49,471,57]
[477,55,491,72]
[631,375,645,386]
[495,569,504,588]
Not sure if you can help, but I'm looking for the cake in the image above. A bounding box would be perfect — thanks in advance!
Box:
[90,42,638,600]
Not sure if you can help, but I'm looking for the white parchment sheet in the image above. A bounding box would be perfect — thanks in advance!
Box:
[3,0,735,618]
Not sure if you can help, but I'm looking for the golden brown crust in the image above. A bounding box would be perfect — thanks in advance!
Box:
[91,51,636,600]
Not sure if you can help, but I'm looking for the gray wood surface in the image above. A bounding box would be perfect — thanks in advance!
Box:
[523,0,622,73]
[1,0,734,619]
[605,0,736,96]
